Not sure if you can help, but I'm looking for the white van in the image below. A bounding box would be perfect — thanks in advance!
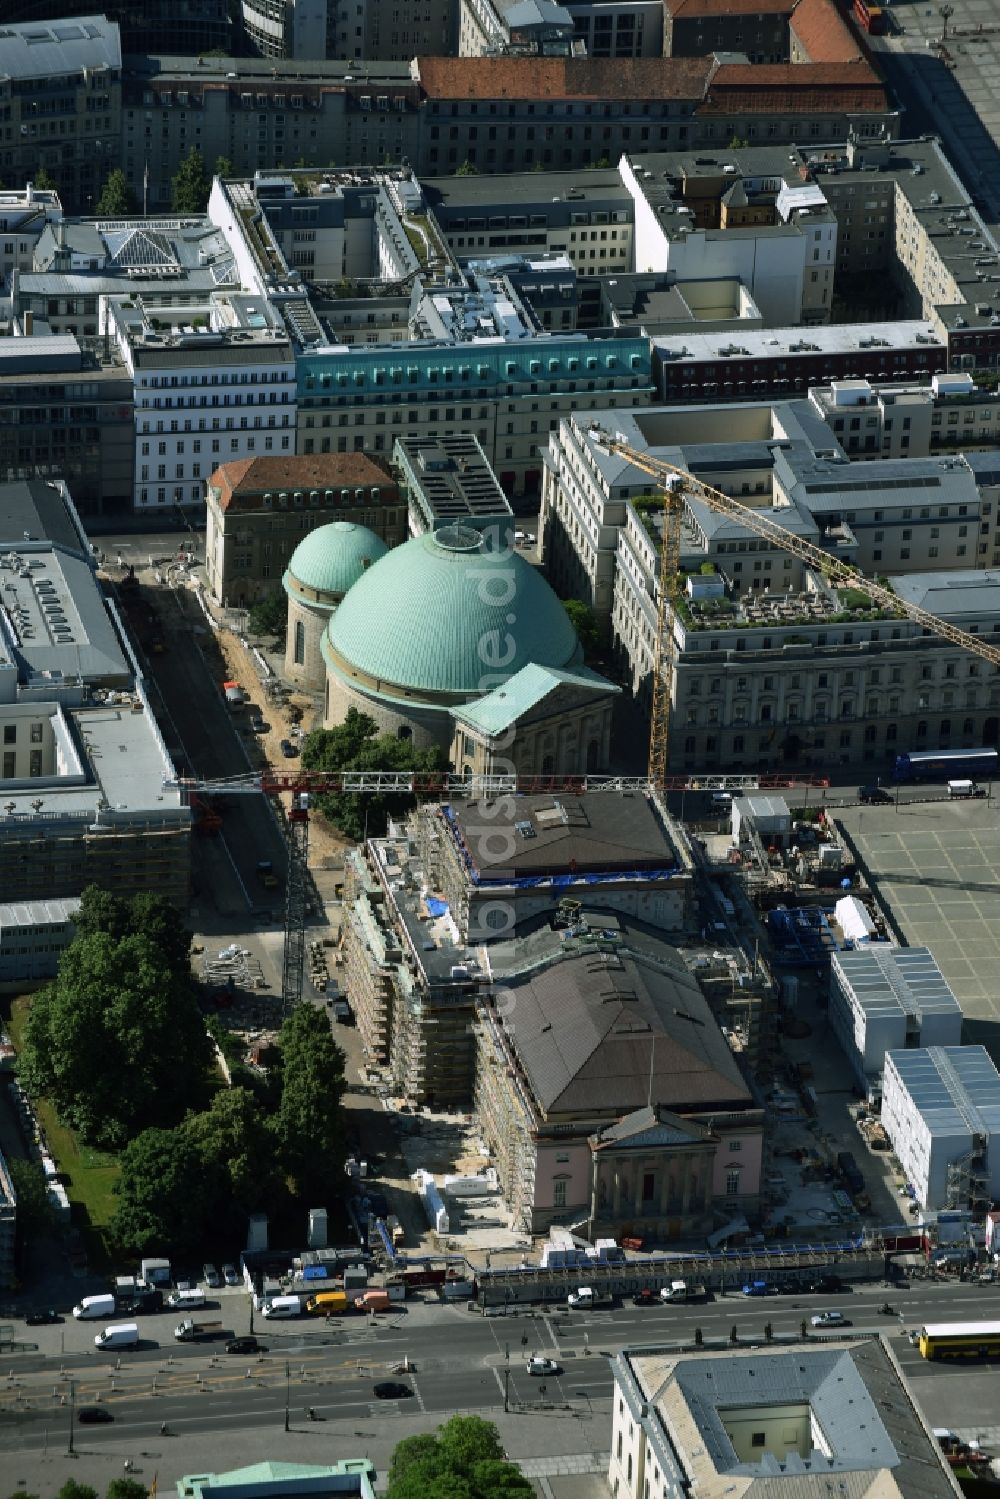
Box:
[261,1295,303,1319]
[167,1288,206,1310]
[95,1322,139,1350]
[73,1294,116,1321]
[947,779,976,798]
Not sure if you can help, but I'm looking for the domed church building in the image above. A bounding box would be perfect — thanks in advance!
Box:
[283,520,387,691]
[319,523,619,776]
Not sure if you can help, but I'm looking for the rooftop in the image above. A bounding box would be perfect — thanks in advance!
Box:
[0,897,80,933]
[891,569,1000,621]
[832,946,963,1024]
[176,1459,377,1499]
[490,934,750,1115]
[667,0,795,13]
[0,15,121,81]
[452,662,618,738]
[886,1046,1000,1139]
[789,0,865,64]
[414,55,714,101]
[0,543,129,685]
[621,1339,960,1497]
[393,434,512,525]
[211,454,395,510]
[443,789,679,882]
[655,317,945,367]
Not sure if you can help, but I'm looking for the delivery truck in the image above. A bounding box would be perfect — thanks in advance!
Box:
[305,1291,348,1316]
[661,1279,707,1303]
[73,1294,116,1321]
[174,1319,224,1342]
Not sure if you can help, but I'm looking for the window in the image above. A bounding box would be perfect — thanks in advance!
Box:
[30,723,43,744]
[293,620,305,666]
[553,1179,567,1209]
[2,725,14,745]
[729,1139,742,1151]
[726,1167,741,1196]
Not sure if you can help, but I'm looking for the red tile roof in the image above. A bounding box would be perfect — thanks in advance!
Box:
[790,0,866,62]
[701,61,886,111]
[667,0,795,16]
[415,56,714,101]
[211,455,396,511]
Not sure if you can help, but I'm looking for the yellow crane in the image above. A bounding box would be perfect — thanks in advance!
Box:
[588,426,1000,784]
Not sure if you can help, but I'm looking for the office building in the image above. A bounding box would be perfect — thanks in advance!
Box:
[664,0,795,60]
[106,292,296,513]
[808,374,1000,464]
[0,481,190,905]
[205,453,401,607]
[829,947,963,1091]
[475,919,761,1234]
[609,1338,962,1499]
[566,0,664,58]
[0,898,80,989]
[458,0,582,57]
[241,0,453,61]
[881,1046,1000,1211]
[3,2,232,54]
[0,17,121,214]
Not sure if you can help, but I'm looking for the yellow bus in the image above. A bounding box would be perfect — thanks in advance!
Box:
[918,1320,1000,1360]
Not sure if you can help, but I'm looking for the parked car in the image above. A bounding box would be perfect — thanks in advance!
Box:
[567,1288,594,1309]
[279,738,298,758]
[741,1281,777,1297]
[859,785,892,805]
[374,1381,413,1399]
[811,1310,851,1328]
[809,1276,845,1294]
[526,1356,561,1376]
[25,1309,60,1326]
[222,1264,240,1287]
[249,716,268,734]
[203,1263,222,1289]
[632,1288,659,1306]
[226,1336,264,1355]
[78,1407,114,1424]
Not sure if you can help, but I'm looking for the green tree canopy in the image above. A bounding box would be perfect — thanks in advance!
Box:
[111,1127,219,1255]
[562,598,600,651]
[274,1003,346,1200]
[95,169,131,216]
[33,167,57,193]
[7,1157,54,1247]
[214,156,234,180]
[20,925,211,1149]
[56,1483,99,1499]
[301,709,448,841]
[106,1481,150,1499]
[247,590,287,639]
[386,1419,525,1499]
[455,160,479,176]
[184,1086,279,1215]
[172,147,210,213]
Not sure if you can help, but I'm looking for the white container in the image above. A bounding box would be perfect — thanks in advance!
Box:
[73,1294,116,1320]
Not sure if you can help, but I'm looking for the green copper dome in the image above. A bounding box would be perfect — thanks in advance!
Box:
[325,524,582,696]
[285,521,387,599]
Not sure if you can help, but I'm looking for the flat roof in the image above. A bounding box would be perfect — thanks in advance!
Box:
[832,946,962,1023]
[443,789,680,882]
[886,1045,1000,1139]
[655,319,945,364]
[0,544,129,684]
[0,15,120,80]
[0,897,79,932]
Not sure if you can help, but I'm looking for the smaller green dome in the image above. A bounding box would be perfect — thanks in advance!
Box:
[286,521,387,599]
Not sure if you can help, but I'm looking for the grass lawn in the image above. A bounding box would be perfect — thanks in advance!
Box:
[6,996,120,1267]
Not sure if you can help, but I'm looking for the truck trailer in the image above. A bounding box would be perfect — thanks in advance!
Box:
[174,1319,224,1342]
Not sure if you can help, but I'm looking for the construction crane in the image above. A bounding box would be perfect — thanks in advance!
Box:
[588,426,1000,784]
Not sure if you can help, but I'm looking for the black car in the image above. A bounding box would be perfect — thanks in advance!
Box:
[810,1276,846,1294]
[859,785,892,805]
[78,1407,114,1424]
[632,1288,658,1306]
[119,1289,164,1316]
[279,738,299,758]
[226,1336,265,1355]
[25,1309,60,1326]
[374,1381,413,1400]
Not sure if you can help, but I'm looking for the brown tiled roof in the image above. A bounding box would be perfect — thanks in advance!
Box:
[790,0,866,62]
[415,55,714,101]
[667,0,795,16]
[211,454,396,511]
[701,61,886,113]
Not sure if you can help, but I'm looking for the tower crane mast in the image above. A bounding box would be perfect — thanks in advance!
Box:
[588,427,1000,784]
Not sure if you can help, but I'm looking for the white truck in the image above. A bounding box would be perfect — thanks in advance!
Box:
[661,1279,707,1303]
[174,1318,224,1343]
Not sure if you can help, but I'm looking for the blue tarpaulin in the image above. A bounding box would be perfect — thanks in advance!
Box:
[426,897,449,917]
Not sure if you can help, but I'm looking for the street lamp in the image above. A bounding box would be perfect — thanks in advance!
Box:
[939,4,953,40]
[68,1378,75,1455]
[284,1360,290,1432]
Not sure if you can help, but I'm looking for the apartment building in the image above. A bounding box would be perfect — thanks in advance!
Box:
[242,0,454,61]
[205,452,402,606]
[107,293,296,513]
[664,0,794,59]
[0,17,121,214]
[459,0,580,56]
[807,373,1000,462]
[565,0,664,57]
[3,1,232,53]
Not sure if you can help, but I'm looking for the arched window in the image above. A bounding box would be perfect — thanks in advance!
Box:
[294,619,305,665]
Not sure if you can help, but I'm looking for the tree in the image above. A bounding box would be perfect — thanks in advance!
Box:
[95,169,131,216]
[247,590,287,640]
[56,1484,98,1499]
[111,1128,219,1255]
[301,709,448,841]
[106,1482,149,1499]
[562,598,600,652]
[20,927,211,1148]
[71,888,191,971]
[386,1419,526,1499]
[184,1087,279,1215]
[172,147,210,213]
[274,1004,346,1200]
[214,156,234,181]
[33,167,57,193]
[456,160,479,176]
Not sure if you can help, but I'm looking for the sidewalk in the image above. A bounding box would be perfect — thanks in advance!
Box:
[6,1403,613,1497]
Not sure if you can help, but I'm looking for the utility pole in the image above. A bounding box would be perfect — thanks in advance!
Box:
[284,1360,290,1432]
[67,1378,75,1455]
[503,1366,510,1413]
